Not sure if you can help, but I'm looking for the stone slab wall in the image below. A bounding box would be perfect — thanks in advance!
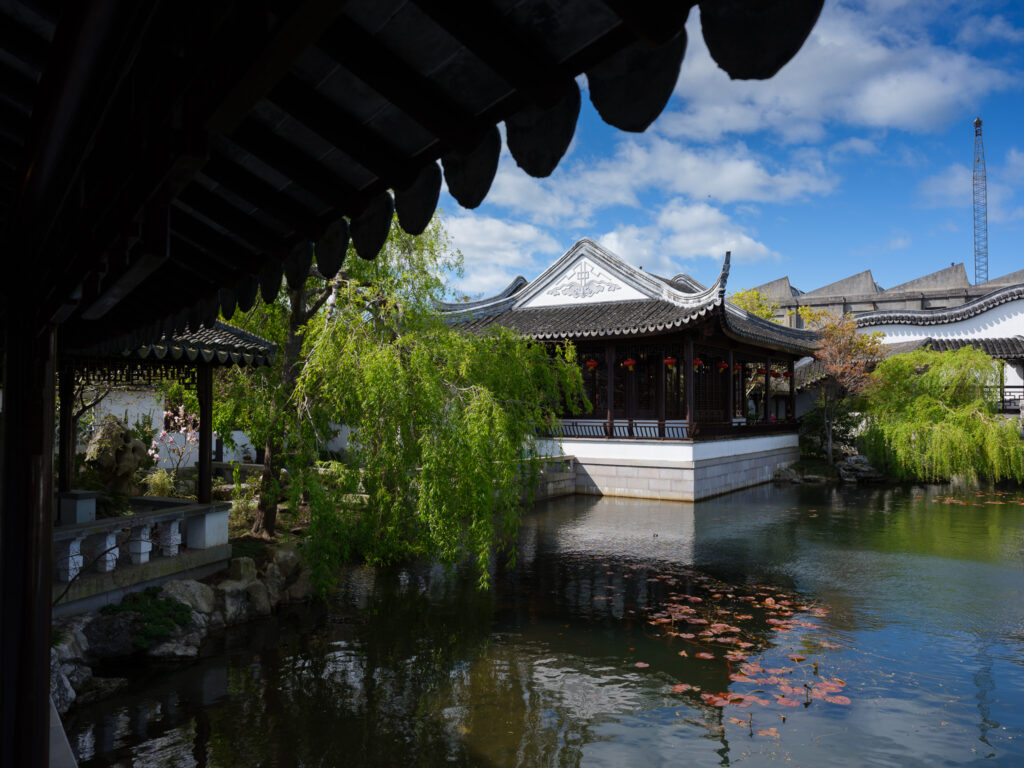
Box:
[573,444,798,502]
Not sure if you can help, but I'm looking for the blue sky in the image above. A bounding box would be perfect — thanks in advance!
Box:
[438,1,1024,299]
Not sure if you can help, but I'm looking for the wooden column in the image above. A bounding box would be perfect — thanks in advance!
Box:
[787,359,796,419]
[657,350,666,437]
[197,364,213,504]
[684,336,694,437]
[763,361,771,422]
[1,321,56,768]
[726,349,735,424]
[605,344,615,437]
[58,359,75,494]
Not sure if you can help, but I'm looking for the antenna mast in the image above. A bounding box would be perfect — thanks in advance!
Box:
[972,117,988,285]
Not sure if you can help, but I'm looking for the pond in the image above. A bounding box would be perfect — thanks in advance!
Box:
[64,483,1024,766]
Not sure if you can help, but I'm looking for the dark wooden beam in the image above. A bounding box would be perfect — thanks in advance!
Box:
[201,156,321,236]
[58,357,75,494]
[0,8,52,72]
[0,321,55,768]
[317,21,483,150]
[196,363,213,504]
[177,184,285,251]
[412,0,557,96]
[228,120,363,213]
[267,73,410,184]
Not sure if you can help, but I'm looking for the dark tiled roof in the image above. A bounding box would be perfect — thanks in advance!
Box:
[856,283,1024,327]
[73,322,276,367]
[795,335,1024,390]
[458,298,820,356]
[457,299,717,340]
[916,336,1024,358]
[722,308,819,356]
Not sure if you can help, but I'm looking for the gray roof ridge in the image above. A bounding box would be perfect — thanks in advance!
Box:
[857,282,1024,327]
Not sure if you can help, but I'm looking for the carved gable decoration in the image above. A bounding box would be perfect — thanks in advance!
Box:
[521,257,646,308]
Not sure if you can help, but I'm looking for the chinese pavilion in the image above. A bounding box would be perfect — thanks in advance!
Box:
[444,239,819,501]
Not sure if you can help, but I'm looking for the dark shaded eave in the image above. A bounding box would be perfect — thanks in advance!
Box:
[2,0,826,357]
[720,306,819,356]
[66,321,276,367]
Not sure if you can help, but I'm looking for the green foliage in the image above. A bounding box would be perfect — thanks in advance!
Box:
[728,288,780,322]
[218,214,585,592]
[99,586,192,650]
[799,397,860,458]
[861,347,1024,483]
[142,468,177,497]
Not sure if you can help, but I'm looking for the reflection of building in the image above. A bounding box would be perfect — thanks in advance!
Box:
[443,240,818,501]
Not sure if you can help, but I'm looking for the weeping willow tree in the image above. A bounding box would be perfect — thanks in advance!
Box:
[222,214,586,590]
[861,347,1024,483]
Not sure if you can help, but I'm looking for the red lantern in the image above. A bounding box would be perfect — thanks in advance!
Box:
[783,371,792,379]
[585,359,599,370]
[733,363,742,373]
[664,356,677,371]
[757,368,767,375]
[717,361,729,372]
[693,357,704,372]
[622,357,637,371]
[770,370,781,379]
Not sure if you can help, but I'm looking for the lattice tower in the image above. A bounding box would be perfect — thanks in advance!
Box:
[973,117,988,285]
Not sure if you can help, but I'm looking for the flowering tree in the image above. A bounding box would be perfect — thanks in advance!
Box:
[148,405,200,473]
[805,311,883,463]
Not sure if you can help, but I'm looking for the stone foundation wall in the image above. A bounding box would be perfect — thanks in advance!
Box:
[573,444,798,502]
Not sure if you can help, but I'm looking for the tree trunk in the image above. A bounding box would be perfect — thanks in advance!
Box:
[250,282,319,537]
[825,406,834,465]
[252,437,279,536]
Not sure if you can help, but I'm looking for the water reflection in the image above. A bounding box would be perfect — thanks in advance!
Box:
[65,484,1024,767]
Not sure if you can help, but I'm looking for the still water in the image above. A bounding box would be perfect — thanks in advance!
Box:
[66,484,1024,767]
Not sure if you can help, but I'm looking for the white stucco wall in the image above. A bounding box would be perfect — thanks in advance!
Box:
[865,298,1024,342]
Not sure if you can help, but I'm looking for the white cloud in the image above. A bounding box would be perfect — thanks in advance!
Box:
[445,214,561,296]
[887,234,912,250]
[477,136,836,232]
[957,14,1024,46]
[597,200,779,277]
[917,161,1024,223]
[660,3,1018,143]
[828,137,879,162]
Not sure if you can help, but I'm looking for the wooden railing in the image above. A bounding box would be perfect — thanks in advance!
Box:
[545,419,798,441]
[987,385,1023,414]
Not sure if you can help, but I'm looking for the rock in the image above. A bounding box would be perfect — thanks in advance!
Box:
[84,611,138,659]
[228,557,257,584]
[802,474,826,484]
[247,581,272,616]
[62,660,93,693]
[50,649,76,714]
[263,563,284,608]
[270,546,300,579]
[84,415,148,496]
[285,568,313,603]
[208,610,225,630]
[148,636,201,659]
[160,579,216,615]
[53,616,91,664]
[838,466,859,483]
[773,467,798,483]
[218,580,252,624]
[76,677,129,706]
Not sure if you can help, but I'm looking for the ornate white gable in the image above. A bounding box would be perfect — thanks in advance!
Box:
[519,254,647,308]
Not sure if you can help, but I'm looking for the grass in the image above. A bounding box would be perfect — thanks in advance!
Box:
[100,586,192,650]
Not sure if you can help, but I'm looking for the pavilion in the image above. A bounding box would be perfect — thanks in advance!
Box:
[444,239,819,500]
[0,2,825,762]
